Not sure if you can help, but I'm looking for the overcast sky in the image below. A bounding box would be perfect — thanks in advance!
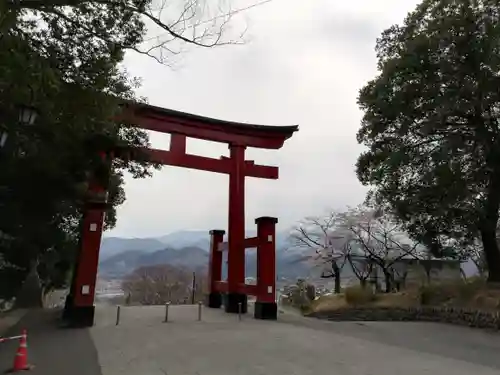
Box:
[107,0,420,239]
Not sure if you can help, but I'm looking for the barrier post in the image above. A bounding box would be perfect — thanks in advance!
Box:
[164,302,170,323]
[198,301,202,321]
[116,306,121,326]
[0,335,23,343]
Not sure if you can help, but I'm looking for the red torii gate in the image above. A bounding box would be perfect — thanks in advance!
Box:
[63,102,298,327]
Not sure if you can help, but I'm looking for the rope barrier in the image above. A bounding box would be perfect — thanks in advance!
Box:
[0,335,23,343]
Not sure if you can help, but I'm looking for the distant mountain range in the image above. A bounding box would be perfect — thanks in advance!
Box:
[98,228,481,284]
[99,246,209,279]
[98,230,320,280]
[100,230,291,260]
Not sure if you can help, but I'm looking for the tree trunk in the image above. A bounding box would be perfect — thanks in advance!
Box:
[423,263,432,284]
[480,228,500,282]
[480,169,500,283]
[332,261,341,293]
[460,268,467,280]
[15,261,43,309]
[383,271,392,293]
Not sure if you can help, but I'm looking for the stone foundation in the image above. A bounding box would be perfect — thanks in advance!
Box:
[254,301,278,320]
[224,293,248,314]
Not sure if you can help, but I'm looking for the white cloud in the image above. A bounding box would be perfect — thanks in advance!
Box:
[108,0,421,238]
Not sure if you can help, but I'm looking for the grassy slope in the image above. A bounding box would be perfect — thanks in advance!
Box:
[308,278,500,314]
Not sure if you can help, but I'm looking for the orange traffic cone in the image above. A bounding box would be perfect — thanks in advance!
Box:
[7,330,33,373]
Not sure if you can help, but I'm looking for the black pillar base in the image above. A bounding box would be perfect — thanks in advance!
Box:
[254,301,277,320]
[62,294,74,321]
[224,293,247,314]
[207,292,222,308]
[65,305,95,328]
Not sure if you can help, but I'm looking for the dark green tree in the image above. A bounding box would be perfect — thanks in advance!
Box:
[356,0,500,282]
[0,0,268,301]
[0,8,153,298]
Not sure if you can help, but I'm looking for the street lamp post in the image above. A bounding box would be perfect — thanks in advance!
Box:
[0,133,7,148]
[17,105,38,126]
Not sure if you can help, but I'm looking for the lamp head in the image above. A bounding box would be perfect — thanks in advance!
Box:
[18,105,38,126]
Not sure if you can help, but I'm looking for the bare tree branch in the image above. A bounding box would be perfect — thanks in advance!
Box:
[122,264,206,305]
[288,211,352,292]
[338,205,426,291]
[346,250,373,286]
[10,0,274,65]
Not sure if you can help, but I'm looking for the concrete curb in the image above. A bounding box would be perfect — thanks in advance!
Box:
[307,306,500,331]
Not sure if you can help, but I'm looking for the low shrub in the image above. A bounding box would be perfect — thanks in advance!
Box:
[300,303,312,314]
[418,277,488,306]
[457,277,487,300]
[344,285,376,305]
[308,294,347,313]
[282,285,313,312]
[305,284,316,301]
[418,283,452,305]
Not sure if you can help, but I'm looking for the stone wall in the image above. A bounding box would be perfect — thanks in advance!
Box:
[307,307,500,330]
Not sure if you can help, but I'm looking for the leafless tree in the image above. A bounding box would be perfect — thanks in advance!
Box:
[345,251,374,289]
[453,239,486,277]
[122,264,207,305]
[289,207,428,292]
[434,224,500,279]
[472,245,488,277]
[339,206,424,292]
[289,212,350,293]
[10,0,274,65]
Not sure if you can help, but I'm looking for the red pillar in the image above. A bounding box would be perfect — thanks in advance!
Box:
[254,216,278,320]
[68,180,107,327]
[207,229,225,308]
[66,152,110,327]
[225,144,248,313]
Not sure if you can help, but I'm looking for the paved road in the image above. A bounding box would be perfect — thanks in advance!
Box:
[91,305,500,375]
[0,309,100,375]
[284,316,500,370]
[0,309,28,336]
[2,306,500,375]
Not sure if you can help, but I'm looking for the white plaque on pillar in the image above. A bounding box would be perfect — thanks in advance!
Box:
[267,235,273,242]
[89,223,97,232]
[81,285,90,295]
[267,286,273,294]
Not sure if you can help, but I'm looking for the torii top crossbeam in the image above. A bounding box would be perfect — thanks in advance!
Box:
[120,102,298,179]
[122,102,298,148]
